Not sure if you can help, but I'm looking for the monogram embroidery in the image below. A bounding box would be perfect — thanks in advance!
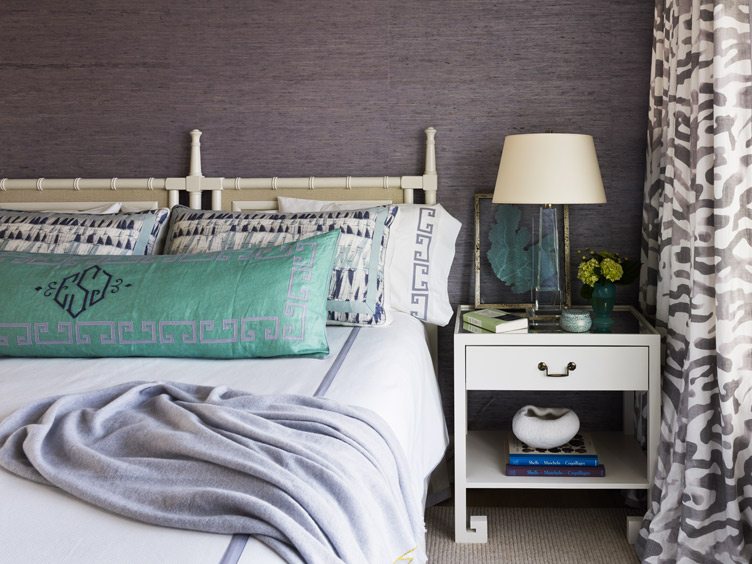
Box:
[35,265,131,318]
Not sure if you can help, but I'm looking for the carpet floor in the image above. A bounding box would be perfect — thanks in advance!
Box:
[425,506,640,563]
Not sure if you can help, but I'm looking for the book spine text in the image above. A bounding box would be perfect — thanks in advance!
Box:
[505,464,605,477]
[507,455,600,467]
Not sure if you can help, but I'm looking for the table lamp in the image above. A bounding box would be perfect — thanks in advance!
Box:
[492,133,606,321]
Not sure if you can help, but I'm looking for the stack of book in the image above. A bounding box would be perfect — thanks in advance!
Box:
[505,433,605,477]
[462,308,528,334]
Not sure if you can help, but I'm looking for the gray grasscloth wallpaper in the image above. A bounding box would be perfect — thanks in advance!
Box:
[0,1,653,429]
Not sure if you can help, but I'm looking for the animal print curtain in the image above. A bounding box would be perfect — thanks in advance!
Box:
[637,1,752,562]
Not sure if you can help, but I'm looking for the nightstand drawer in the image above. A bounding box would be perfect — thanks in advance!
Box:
[465,345,649,391]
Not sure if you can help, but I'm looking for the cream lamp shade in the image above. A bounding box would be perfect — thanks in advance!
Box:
[492,133,606,205]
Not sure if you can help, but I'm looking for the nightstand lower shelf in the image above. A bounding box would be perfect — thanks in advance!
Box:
[466,431,648,489]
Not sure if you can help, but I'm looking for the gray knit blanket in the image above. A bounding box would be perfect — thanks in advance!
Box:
[0,381,423,563]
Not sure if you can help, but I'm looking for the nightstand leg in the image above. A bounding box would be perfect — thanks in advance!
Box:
[453,367,488,543]
[626,515,642,544]
[453,473,488,543]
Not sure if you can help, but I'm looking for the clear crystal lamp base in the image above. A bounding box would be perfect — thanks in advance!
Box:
[530,204,562,325]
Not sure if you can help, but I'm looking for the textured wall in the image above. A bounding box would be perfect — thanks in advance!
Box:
[0,1,653,428]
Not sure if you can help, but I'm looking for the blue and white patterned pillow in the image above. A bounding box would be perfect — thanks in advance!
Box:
[0,208,170,255]
[277,198,462,327]
[165,205,396,326]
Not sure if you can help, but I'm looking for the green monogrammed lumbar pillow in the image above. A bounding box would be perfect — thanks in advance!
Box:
[0,230,339,359]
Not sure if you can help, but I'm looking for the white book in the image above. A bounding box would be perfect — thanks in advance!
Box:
[462,309,528,333]
[462,322,526,334]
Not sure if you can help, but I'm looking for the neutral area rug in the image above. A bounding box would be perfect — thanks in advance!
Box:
[426,506,639,563]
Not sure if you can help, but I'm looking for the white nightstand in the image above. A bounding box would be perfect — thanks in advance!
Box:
[453,305,661,544]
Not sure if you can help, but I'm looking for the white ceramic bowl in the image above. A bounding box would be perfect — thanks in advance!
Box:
[512,405,580,449]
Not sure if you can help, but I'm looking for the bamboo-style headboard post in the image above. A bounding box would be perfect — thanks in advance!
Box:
[186,129,203,209]
[423,127,438,205]
[165,130,203,208]
[189,129,203,177]
[400,126,437,204]
[164,129,223,208]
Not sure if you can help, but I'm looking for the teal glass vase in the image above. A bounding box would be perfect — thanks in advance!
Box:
[590,280,616,333]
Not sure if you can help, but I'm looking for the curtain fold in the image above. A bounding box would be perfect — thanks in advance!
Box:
[638,1,752,562]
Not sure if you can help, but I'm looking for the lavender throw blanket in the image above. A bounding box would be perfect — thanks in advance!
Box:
[0,381,423,563]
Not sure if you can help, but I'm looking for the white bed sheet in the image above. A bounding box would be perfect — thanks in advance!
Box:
[0,312,447,564]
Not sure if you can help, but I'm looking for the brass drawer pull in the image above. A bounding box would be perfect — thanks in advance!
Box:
[537,361,576,377]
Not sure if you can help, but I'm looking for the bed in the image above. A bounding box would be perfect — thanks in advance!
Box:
[0,128,455,564]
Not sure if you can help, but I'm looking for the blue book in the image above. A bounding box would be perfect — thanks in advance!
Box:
[507,433,600,467]
[507,454,600,467]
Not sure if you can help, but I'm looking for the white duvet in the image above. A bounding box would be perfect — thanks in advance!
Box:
[0,312,447,564]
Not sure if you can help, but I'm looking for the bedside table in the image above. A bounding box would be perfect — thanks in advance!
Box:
[453,305,661,544]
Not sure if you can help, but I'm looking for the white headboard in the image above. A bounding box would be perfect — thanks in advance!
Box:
[0,128,439,212]
[207,127,437,211]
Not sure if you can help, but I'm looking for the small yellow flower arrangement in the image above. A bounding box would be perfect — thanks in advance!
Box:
[576,249,638,299]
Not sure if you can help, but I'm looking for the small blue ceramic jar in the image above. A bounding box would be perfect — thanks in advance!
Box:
[560,309,592,333]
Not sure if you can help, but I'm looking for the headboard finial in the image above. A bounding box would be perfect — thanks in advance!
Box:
[422,127,438,204]
[424,127,437,175]
[189,129,203,177]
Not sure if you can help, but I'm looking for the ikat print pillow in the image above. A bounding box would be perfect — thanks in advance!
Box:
[0,208,171,256]
[164,205,395,326]
[0,230,339,359]
[277,198,461,326]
